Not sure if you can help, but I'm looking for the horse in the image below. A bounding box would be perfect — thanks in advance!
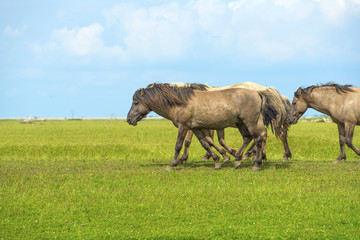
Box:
[179,82,292,163]
[127,83,286,171]
[288,83,360,162]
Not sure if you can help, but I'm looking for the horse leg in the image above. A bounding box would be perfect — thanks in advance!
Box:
[280,129,292,161]
[166,125,188,170]
[252,128,267,172]
[193,129,222,169]
[333,124,346,163]
[201,129,213,160]
[217,129,237,157]
[252,135,263,171]
[202,129,230,163]
[243,116,267,172]
[179,130,193,164]
[201,152,212,160]
[243,142,255,160]
[244,132,268,162]
[234,124,253,169]
[344,122,360,156]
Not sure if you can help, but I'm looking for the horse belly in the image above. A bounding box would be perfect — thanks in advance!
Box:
[190,110,239,129]
[191,119,237,129]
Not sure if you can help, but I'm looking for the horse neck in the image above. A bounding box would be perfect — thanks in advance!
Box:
[306,88,338,115]
[146,101,172,120]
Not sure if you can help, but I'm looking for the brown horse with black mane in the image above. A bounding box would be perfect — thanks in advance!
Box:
[127,83,286,171]
[288,83,360,162]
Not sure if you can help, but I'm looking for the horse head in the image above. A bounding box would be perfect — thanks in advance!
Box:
[127,88,151,126]
[288,87,309,124]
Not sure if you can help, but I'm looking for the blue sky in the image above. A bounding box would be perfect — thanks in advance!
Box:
[1,0,360,118]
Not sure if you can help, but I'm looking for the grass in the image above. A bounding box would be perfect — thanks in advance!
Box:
[0,119,359,239]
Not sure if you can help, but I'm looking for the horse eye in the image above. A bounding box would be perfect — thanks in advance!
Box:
[134,101,139,105]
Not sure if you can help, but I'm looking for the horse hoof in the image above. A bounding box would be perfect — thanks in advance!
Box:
[234,161,241,169]
[252,166,261,172]
[223,156,230,163]
[179,159,187,165]
[165,165,174,171]
[282,155,292,162]
[332,159,342,164]
[215,163,222,169]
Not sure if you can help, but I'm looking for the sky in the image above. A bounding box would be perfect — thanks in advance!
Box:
[1,0,360,118]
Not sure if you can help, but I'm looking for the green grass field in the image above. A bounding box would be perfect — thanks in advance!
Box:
[0,119,359,239]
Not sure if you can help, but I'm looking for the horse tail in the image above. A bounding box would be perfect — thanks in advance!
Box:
[280,95,291,131]
[258,87,288,138]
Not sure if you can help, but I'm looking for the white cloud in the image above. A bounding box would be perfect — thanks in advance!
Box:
[3,24,28,37]
[103,2,196,60]
[190,0,359,60]
[36,23,124,59]
[52,23,108,56]
[36,0,360,62]
[228,0,249,11]
[319,0,347,24]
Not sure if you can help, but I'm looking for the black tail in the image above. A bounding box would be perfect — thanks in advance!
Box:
[259,88,288,137]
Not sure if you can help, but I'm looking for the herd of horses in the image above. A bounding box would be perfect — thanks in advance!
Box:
[127,82,360,171]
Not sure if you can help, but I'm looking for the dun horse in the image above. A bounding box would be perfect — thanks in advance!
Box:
[179,82,292,163]
[127,83,285,171]
[288,83,360,162]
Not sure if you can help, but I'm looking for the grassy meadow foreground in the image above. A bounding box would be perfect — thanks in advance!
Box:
[0,119,359,239]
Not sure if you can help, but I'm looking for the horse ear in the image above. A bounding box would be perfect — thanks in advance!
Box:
[146,83,155,89]
[140,88,145,95]
[295,87,302,97]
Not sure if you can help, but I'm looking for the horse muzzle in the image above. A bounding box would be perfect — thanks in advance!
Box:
[127,114,146,126]
[127,117,138,126]
[288,116,298,124]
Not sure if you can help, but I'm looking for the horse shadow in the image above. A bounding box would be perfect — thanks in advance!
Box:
[142,158,293,171]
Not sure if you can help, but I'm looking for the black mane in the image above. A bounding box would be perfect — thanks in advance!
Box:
[295,82,354,99]
[134,83,208,110]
